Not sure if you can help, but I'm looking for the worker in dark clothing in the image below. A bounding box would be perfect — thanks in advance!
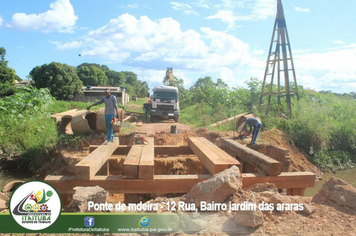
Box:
[239,116,262,145]
[143,100,152,122]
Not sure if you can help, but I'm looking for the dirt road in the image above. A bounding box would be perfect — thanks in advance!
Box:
[134,120,193,135]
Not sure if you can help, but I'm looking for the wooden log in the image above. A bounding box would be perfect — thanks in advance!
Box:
[221,138,282,176]
[122,145,143,179]
[209,112,249,127]
[44,172,315,196]
[188,137,230,174]
[45,174,212,194]
[197,137,241,172]
[75,137,119,180]
[138,137,154,179]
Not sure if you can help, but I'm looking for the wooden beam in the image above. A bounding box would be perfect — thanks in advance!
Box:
[138,137,154,179]
[44,174,212,194]
[44,172,315,195]
[197,137,241,172]
[221,138,282,176]
[122,145,143,179]
[90,145,131,155]
[242,172,315,189]
[188,137,230,174]
[75,137,119,180]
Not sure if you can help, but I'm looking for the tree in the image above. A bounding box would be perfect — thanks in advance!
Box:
[106,70,125,87]
[77,64,108,86]
[0,47,17,96]
[30,62,83,100]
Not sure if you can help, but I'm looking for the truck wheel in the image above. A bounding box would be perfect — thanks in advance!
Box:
[150,116,155,122]
[174,117,179,123]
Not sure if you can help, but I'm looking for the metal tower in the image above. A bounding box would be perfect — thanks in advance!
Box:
[258,0,298,117]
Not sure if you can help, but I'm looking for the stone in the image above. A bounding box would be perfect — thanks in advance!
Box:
[246,183,278,193]
[312,177,356,209]
[0,199,8,212]
[185,166,242,208]
[2,181,24,193]
[66,186,109,212]
[302,203,315,215]
[234,210,264,228]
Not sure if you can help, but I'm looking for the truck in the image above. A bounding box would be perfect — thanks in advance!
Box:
[150,85,180,122]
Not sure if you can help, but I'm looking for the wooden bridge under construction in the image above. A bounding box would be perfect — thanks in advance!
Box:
[45,136,315,202]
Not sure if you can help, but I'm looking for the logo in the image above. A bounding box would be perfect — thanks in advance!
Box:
[84,216,95,227]
[9,180,61,230]
[138,216,150,227]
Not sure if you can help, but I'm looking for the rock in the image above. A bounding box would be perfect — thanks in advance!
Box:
[312,177,356,209]
[179,213,207,232]
[246,183,278,193]
[186,166,242,208]
[2,181,24,193]
[0,199,8,212]
[234,210,264,228]
[66,186,109,212]
[302,203,315,215]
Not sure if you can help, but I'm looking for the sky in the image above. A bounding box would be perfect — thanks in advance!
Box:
[1,0,356,93]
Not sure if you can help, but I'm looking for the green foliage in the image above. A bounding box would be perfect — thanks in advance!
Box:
[77,64,108,86]
[105,70,125,86]
[311,150,356,171]
[0,47,17,96]
[30,62,83,100]
[0,87,57,156]
[57,134,87,151]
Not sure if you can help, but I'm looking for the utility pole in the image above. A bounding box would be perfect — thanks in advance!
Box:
[258,0,299,117]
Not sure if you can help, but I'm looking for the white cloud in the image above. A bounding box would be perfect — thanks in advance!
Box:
[205,0,275,29]
[170,2,198,15]
[333,40,347,45]
[56,13,258,86]
[294,44,356,92]
[0,16,3,26]
[6,0,78,33]
[294,7,310,13]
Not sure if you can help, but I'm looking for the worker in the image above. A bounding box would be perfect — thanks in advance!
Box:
[143,99,152,122]
[87,88,119,143]
[238,116,262,145]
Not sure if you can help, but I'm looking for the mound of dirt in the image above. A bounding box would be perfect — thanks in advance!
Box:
[260,128,323,178]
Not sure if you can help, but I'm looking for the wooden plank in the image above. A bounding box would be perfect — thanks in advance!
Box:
[122,145,143,179]
[209,112,249,127]
[45,174,212,194]
[44,172,315,195]
[242,172,315,189]
[221,138,282,176]
[75,137,119,180]
[188,137,231,175]
[90,145,131,155]
[197,137,241,171]
[138,137,154,179]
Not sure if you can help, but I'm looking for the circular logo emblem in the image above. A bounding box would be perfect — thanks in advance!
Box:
[9,180,61,230]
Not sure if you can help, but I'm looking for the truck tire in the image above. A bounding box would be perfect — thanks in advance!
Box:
[150,116,155,123]
[174,117,179,123]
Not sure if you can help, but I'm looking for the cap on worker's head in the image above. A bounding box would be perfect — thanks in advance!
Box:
[105,88,111,92]
[240,115,246,120]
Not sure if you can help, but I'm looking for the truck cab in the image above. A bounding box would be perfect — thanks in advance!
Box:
[150,85,179,122]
